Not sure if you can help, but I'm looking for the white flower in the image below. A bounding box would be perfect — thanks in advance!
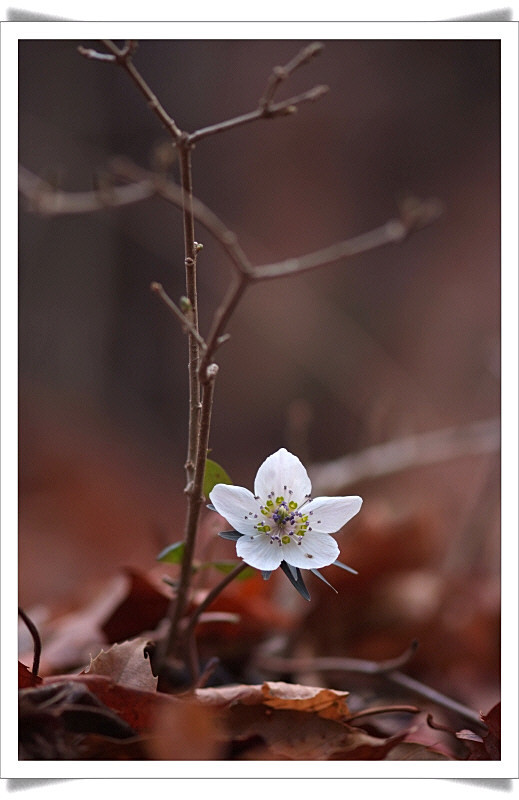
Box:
[209,448,362,572]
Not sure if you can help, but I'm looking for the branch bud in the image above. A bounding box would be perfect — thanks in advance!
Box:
[206,363,219,381]
[179,296,192,313]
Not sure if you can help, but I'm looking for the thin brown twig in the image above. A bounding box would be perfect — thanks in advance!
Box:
[178,144,202,492]
[250,202,442,282]
[308,417,500,494]
[259,41,324,109]
[184,561,249,639]
[178,561,248,682]
[346,704,420,723]
[20,163,440,292]
[256,644,486,729]
[18,165,155,215]
[18,607,41,678]
[150,281,206,349]
[198,273,250,381]
[188,41,328,144]
[256,639,419,677]
[110,159,253,275]
[188,85,330,145]
[79,41,183,141]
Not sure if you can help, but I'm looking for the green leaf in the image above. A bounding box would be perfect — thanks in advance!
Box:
[203,560,255,580]
[157,541,185,564]
[203,458,232,498]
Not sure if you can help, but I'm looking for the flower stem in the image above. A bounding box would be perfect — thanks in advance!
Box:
[185,561,249,638]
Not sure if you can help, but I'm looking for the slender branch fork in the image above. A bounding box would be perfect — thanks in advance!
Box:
[71,39,442,687]
[255,641,487,731]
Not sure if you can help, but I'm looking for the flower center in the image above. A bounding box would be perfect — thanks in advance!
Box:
[252,491,313,547]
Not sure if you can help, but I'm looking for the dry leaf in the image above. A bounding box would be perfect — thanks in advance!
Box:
[147,699,223,760]
[18,661,42,689]
[383,742,452,760]
[261,681,349,720]
[85,637,157,692]
[195,680,349,719]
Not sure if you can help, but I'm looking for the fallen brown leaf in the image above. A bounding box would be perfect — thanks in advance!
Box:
[383,742,452,760]
[194,680,349,720]
[19,661,42,689]
[84,637,157,692]
[147,699,223,760]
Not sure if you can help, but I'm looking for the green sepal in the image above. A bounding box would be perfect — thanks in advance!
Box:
[218,530,243,541]
[156,541,185,564]
[310,568,338,593]
[280,561,311,602]
[203,458,233,498]
[333,559,358,575]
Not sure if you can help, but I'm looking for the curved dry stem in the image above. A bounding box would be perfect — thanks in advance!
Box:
[18,607,41,678]
[255,643,486,730]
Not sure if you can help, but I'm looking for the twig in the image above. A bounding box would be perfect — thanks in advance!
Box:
[259,41,324,109]
[150,281,206,349]
[198,273,250,381]
[188,85,330,145]
[110,159,253,275]
[78,41,183,141]
[18,607,41,677]
[177,561,248,683]
[256,642,486,730]
[347,704,420,723]
[250,201,442,282]
[308,417,500,494]
[18,165,154,215]
[387,670,487,730]
[256,639,419,677]
[187,41,328,144]
[178,144,202,491]
[184,561,249,638]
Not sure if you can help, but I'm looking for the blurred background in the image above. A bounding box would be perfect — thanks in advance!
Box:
[18,39,500,710]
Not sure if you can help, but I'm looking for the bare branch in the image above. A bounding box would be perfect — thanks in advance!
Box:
[76,47,117,63]
[309,417,500,494]
[260,41,325,109]
[78,40,183,141]
[250,199,442,282]
[188,85,329,145]
[18,607,41,678]
[150,282,206,350]
[256,640,419,679]
[346,704,420,723]
[198,273,250,381]
[184,562,249,637]
[256,641,486,730]
[18,165,154,215]
[111,160,253,275]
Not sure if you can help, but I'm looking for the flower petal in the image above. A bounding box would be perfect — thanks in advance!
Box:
[236,533,285,571]
[209,484,260,535]
[305,496,362,533]
[281,531,340,569]
[254,448,311,502]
